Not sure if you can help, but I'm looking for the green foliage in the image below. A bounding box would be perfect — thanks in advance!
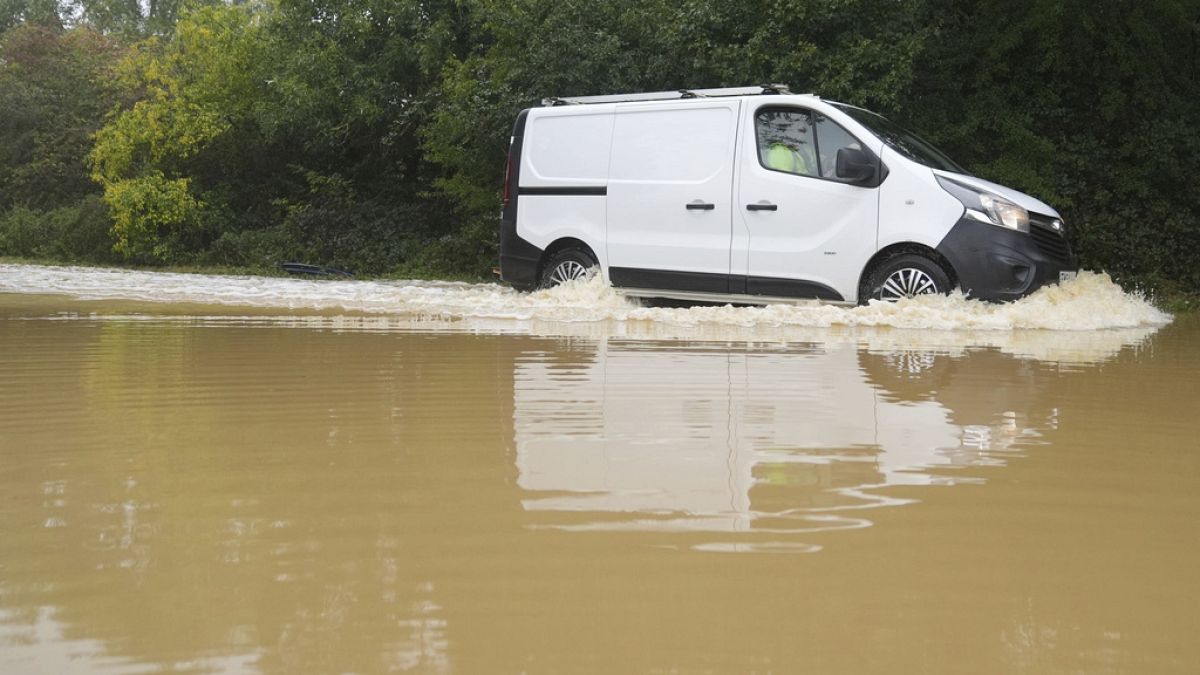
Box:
[0,196,116,261]
[88,3,265,262]
[0,24,123,210]
[102,170,202,259]
[0,24,123,261]
[902,0,1200,292]
[0,0,1196,294]
[250,0,472,253]
[85,0,470,271]
[0,0,60,32]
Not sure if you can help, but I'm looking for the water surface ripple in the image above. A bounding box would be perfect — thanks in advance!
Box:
[0,270,1195,674]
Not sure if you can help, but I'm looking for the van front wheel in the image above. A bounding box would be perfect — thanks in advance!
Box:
[864,253,951,302]
[539,249,596,289]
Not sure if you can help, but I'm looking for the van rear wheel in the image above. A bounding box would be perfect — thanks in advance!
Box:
[539,249,596,289]
[864,253,951,302]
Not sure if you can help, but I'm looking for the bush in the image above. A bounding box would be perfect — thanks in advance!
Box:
[0,196,117,262]
[203,226,298,271]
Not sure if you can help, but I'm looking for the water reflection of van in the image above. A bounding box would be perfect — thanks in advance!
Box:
[513,340,1051,534]
[499,85,1078,304]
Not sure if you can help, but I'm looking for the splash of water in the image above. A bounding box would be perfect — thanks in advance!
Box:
[0,264,1169,330]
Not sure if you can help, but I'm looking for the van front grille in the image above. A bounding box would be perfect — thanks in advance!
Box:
[1029,215,1071,261]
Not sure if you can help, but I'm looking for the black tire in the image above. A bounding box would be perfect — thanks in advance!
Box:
[538,248,597,289]
[861,253,952,303]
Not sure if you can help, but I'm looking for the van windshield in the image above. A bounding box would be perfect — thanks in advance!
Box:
[832,104,968,174]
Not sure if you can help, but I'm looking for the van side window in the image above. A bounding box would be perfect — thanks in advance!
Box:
[756,110,818,178]
[814,114,864,180]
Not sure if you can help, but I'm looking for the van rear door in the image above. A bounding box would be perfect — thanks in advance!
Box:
[606,101,741,293]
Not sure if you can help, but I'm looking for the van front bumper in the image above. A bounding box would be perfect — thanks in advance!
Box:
[935,216,1078,302]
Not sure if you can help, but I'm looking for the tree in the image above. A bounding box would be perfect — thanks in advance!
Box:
[0,23,122,210]
[0,0,61,33]
[86,0,477,269]
[904,0,1200,293]
[0,23,123,261]
[88,3,268,260]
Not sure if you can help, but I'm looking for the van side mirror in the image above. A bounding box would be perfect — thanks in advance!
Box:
[836,147,876,185]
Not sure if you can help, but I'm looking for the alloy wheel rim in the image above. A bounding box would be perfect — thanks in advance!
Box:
[880,267,938,300]
[549,260,588,285]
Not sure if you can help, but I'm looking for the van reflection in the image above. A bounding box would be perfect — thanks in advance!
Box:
[513,339,1053,541]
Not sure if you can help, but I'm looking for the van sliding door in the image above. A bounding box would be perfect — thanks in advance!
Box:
[606,101,740,293]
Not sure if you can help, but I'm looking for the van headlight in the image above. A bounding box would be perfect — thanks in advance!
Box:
[937,176,1030,233]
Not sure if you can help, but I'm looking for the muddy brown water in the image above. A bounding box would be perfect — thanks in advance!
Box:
[0,275,1197,673]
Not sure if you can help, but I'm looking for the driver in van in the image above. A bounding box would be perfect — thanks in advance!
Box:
[765,141,814,175]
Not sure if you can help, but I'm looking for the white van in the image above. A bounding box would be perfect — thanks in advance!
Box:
[498,85,1077,304]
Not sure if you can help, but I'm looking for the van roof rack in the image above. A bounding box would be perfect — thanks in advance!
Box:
[542,84,793,107]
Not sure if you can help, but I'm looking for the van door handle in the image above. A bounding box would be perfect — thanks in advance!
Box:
[685,202,715,211]
[746,202,778,211]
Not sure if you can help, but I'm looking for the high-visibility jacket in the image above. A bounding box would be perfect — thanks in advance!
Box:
[765,142,813,175]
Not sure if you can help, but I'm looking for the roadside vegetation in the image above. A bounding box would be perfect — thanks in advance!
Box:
[2,0,1198,305]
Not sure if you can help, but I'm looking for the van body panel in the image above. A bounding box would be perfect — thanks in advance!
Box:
[515,193,609,271]
[931,168,1058,217]
[612,287,851,306]
[522,106,615,187]
[877,147,964,252]
[736,162,878,301]
[606,101,740,287]
[607,269,730,294]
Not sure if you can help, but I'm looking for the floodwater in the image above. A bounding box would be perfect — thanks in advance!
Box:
[0,264,1196,673]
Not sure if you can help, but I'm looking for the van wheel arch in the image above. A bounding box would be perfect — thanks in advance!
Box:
[538,238,599,280]
[858,244,958,304]
[542,237,597,271]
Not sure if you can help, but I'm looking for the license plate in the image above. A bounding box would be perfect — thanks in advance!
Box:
[1059,270,1077,283]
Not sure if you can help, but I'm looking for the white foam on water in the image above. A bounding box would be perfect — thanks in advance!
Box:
[0,264,1175,364]
[0,264,1170,329]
